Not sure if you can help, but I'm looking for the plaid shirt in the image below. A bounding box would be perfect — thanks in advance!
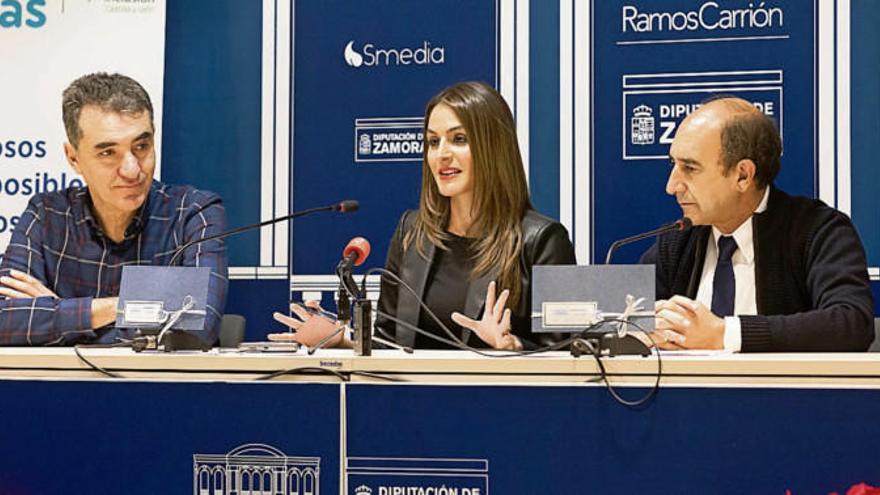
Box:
[0,181,228,345]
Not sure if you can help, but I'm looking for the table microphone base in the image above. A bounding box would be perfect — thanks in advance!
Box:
[132,329,212,352]
[571,332,652,358]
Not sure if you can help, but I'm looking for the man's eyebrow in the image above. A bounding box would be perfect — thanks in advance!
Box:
[674,157,701,166]
[133,131,153,142]
[92,131,153,150]
[93,141,117,150]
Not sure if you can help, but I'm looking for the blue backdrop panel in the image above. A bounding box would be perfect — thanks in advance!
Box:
[529,1,561,220]
[591,0,816,263]
[163,0,263,267]
[292,0,498,276]
[346,384,880,493]
[226,279,292,338]
[0,380,340,494]
[851,0,880,269]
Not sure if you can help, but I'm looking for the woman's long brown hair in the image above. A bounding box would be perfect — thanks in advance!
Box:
[404,81,532,308]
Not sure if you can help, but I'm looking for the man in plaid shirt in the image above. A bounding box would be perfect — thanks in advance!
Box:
[0,73,228,345]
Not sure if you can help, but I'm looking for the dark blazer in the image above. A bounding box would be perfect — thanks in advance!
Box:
[375,209,577,348]
[641,187,874,352]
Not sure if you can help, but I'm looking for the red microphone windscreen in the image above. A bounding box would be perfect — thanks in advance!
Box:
[343,237,371,266]
[336,200,360,213]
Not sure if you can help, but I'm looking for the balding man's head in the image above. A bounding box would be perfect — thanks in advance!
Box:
[667,97,782,232]
[685,97,782,188]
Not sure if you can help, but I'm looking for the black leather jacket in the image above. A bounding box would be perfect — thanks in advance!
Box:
[375,209,577,348]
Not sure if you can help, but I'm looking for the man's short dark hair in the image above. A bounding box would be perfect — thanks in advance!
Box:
[62,72,153,148]
[706,97,782,188]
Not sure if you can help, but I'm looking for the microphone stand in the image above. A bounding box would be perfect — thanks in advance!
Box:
[338,265,372,356]
[129,200,358,352]
[577,218,692,357]
[305,294,373,356]
[168,202,357,266]
[351,296,373,356]
[308,258,373,356]
[604,217,692,264]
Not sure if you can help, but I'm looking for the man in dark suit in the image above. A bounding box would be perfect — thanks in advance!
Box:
[642,97,873,352]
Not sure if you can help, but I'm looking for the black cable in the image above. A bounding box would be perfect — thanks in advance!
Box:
[374,308,663,403]
[581,319,663,408]
[75,342,133,348]
[256,366,349,382]
[366,267,476,348]
[366,267,664,407]
[256,366,402,383]
[376,309,609,359]
[367,267,535,355]
[353,267,490,352]
[374,310,469,350]
[349,371,407,382]
[73,345,122,378]
[373,325,413,353]
[368,267,602,357]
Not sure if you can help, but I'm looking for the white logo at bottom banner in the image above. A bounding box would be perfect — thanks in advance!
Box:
[193,443,321,495]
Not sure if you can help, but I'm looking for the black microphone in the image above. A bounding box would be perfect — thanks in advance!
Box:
[168,200,359,266]
[604,217,692,264]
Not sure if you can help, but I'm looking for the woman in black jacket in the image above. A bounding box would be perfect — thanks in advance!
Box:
[274,81,575,350]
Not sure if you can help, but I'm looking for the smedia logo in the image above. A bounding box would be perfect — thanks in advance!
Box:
[344,41,365,67]
[0,0,47,29]
[344,40,445,68]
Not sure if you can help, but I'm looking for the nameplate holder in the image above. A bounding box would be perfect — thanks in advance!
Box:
[122,301,166,325]
[542,301,600,328]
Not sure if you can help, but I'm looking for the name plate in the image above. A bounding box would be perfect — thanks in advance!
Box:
[542,301,599,328]
[123,301,165,325]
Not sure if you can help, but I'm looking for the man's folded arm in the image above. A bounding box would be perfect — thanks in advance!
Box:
[0,198,111,344]
[0,296,98,345]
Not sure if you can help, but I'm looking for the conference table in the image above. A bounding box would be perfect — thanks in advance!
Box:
[0,347,878,494]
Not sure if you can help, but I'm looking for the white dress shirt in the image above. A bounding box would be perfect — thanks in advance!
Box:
[695,187,770,352]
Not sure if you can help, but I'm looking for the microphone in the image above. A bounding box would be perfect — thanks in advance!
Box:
[604,217,692,264]
[310,237,373,355]
[334,237,370,323]
[337,236,371,273]
[168,200,359,266]
[336,237,373,356]
[335,200,360,213]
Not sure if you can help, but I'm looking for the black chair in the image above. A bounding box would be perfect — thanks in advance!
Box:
[218,314,246,348]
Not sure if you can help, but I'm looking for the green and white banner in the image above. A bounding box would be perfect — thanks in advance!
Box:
[0,0,166,249]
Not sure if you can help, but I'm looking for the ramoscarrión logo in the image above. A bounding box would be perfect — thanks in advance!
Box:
[0,0,46,28]
[622,1,784,33]
[344,40,445,68]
